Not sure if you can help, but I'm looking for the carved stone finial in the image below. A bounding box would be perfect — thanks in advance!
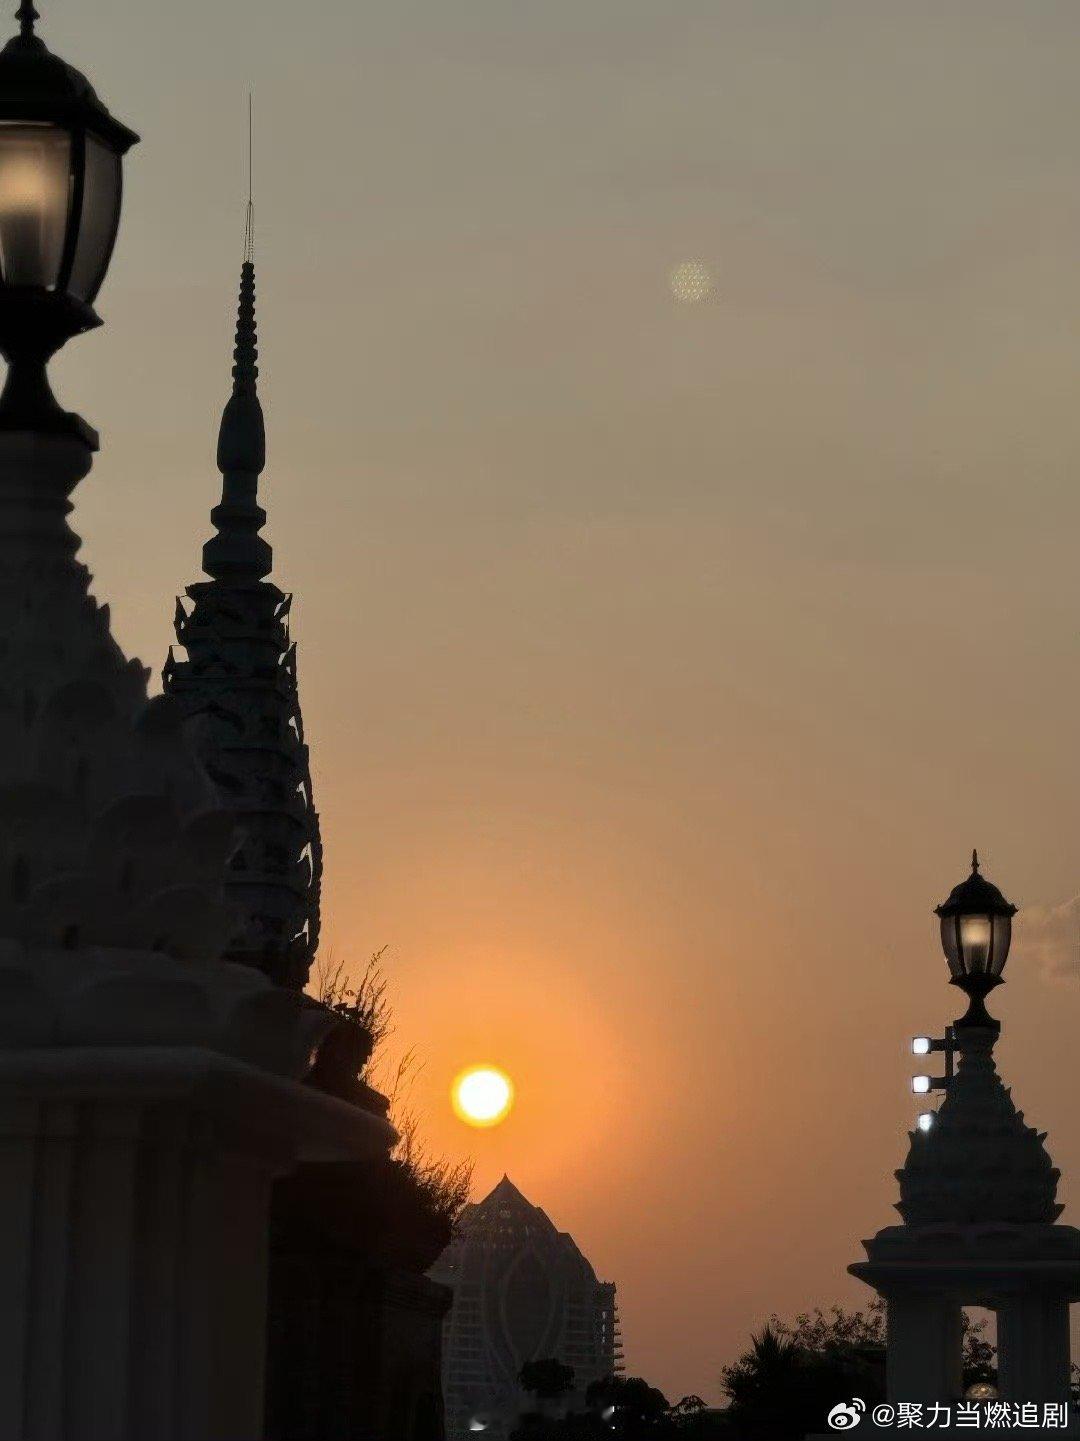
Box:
[15,0,37,40]
[204,259,269,584]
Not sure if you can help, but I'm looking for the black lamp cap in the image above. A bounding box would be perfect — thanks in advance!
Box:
[0,18,138,152]
[934,850,1018,921]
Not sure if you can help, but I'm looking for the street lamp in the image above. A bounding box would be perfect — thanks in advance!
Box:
[934,850,1017,1029]
[0,0,137,435]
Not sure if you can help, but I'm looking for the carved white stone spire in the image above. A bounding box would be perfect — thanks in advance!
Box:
[163,225,322,991]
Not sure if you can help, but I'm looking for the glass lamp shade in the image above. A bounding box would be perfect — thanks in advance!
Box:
[0,122,68,285]
[0,15,139,436]
[68,133,120,301]
[0,121,121,303]
[934,854,1017,985]
[939,910,1012,979]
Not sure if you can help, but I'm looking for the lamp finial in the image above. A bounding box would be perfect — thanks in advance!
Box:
[15,0,37,39]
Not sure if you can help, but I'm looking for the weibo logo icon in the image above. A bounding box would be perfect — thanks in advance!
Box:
[827,1399,866,1430]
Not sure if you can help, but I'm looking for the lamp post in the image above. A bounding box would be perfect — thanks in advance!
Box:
[0,0,137,438]
[908,852,1017,1125]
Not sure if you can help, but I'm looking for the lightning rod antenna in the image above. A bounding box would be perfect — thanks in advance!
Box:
[243,92,254,264]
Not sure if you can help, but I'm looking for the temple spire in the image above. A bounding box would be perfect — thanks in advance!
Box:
[164,160,323,990]
[202,200,270,583]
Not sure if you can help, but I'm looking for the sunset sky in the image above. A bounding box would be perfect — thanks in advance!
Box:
[45,0,1080,1404]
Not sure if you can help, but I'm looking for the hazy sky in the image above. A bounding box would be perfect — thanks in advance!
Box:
[43,0,1080,1403]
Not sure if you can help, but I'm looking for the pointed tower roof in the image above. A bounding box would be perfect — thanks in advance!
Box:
[490,1174,527,1203]
[896,1025,1060,1225]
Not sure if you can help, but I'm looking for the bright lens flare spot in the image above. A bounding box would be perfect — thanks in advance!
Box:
[669,259,713,304]
[452,1065,514,1128]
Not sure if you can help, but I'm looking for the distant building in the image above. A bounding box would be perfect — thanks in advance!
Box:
[430,1176,621,1440]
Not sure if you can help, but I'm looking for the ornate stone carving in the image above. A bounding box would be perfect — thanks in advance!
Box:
[0,430,235,964]
[896,1025,1061,1226]
[0,940,337,1076]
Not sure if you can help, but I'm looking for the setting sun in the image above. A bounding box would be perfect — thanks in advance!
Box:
[452,1065,514,1128]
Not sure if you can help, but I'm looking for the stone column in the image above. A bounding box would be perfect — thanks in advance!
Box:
[884,1293,963,1403]
[997,1293,1072,1404]
[0,1066,273,1439]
